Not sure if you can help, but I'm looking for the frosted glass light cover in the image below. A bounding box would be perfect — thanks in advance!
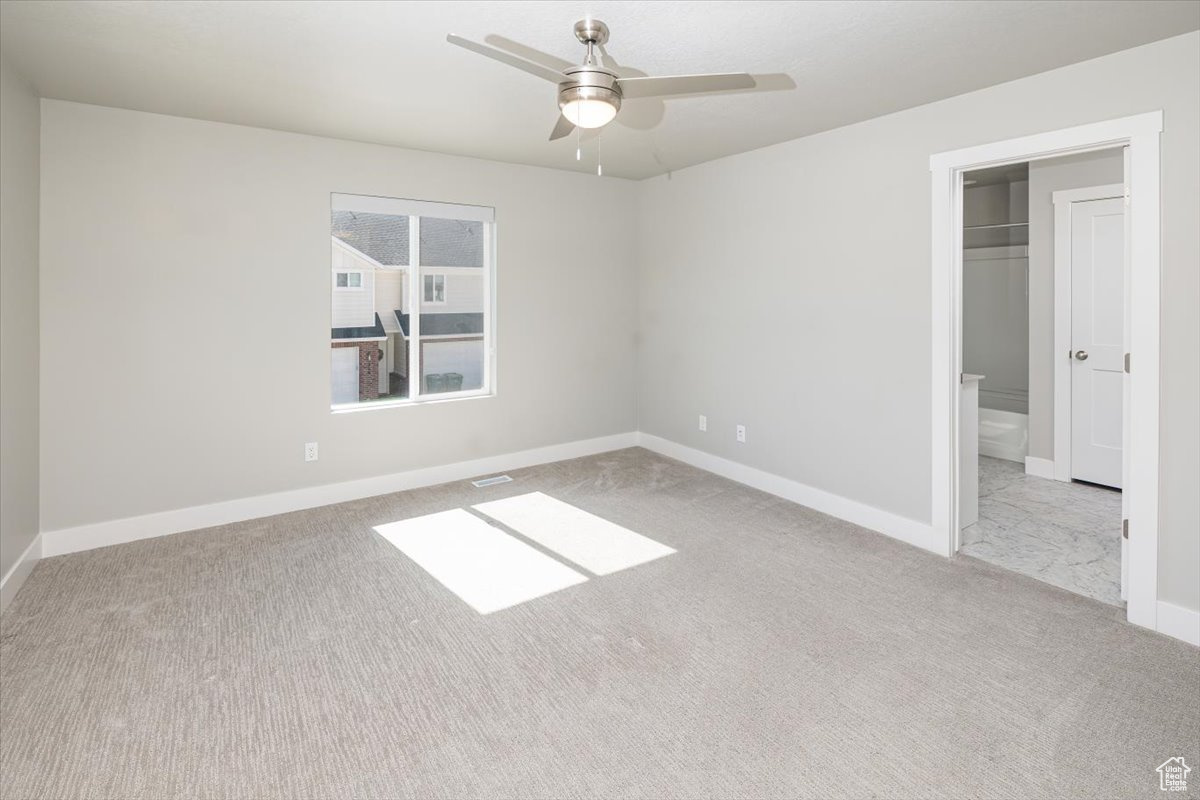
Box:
[562,98,617,129]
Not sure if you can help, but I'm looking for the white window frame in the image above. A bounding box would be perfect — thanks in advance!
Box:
[423,273,447,305]
[333,270,364,291]
[330,193,496,412]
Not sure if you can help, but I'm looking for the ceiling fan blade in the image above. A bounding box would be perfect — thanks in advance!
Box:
[446,34,565,83]
[484,34,575,72]
[549,115,575,141]
[616,73,757,100]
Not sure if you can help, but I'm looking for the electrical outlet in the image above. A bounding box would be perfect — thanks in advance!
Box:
[698,415,707,432]
[305,442,319,462]
[736,425,746,444]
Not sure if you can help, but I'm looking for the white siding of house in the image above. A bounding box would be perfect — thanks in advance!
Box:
[332,241,376,329]
[374,268,405,321]
[419,267,482,314]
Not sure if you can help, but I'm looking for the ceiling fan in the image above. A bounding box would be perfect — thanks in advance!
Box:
[448,18,768,141]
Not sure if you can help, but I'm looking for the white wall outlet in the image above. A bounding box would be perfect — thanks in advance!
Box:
[698,415,707,432]
[304,442,319,462]
[736,425,746,443]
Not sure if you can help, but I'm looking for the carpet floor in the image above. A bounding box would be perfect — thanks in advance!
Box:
[1,448,1197,799]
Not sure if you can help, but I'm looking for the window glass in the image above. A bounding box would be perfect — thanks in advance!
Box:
[331,196,491,409]
[420,218,483,267]
[419,219,485,394]
[332,211,410,265]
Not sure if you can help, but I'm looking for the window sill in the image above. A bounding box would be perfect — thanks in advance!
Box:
[331,389,494,414]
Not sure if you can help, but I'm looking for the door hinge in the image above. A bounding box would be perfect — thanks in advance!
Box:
[1122,519,1129,539]
[1124,352,1130,373]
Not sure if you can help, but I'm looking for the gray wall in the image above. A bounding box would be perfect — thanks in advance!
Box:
[1027,149,1125,459]
[39,100,638,532]
[0,56,40,579]
[636,32,1199,611]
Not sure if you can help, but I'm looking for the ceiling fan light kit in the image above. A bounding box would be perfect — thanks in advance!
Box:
[447,17,775,151]
[559,76,621,128]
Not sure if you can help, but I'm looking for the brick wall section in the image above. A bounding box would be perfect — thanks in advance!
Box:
[332,341,380,401]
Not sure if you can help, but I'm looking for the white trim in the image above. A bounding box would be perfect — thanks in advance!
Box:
[930,111,1163,631]
[331,192,495,223]
[1023,456,1056,480]
[1124,129,1161,631]
[409,215,422,398]
[1156,601,1200,647]
[1052,183,1125,483]
[331,234,387,268]
[39,432,639,558]
[330,385,493,413]
[636,433,939,554]
[0,533,42,613]
[1051,184,1125,205]
[929,112,1162,171]
[979,440,1026,463]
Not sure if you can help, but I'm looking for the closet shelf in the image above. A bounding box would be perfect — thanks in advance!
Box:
[963,222,1029,230]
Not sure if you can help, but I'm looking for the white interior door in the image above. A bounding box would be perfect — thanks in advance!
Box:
[1069,197,1125,488]
[331,346,359,404]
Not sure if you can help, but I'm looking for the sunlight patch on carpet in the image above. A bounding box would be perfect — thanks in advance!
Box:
[473,492,676,576]
[374,508,587,614]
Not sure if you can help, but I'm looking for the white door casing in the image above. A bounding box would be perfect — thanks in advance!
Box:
[1068,197,1125,488]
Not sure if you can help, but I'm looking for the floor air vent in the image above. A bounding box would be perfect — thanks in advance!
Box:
[472,475,513,488]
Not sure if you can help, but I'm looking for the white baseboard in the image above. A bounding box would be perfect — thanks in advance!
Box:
[635,433,938,554]
[979,441,1026,463]
[24,428,1200,649]
[0,533,42,613]
[1157,601,1200,647]
[1024,456,1056,480]
[40,432,639,558]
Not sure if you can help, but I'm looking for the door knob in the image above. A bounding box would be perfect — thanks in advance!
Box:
[1074,350,1089,361]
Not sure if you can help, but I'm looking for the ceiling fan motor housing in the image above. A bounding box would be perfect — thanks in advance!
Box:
[573,18,610,46]
[558,65,622,116]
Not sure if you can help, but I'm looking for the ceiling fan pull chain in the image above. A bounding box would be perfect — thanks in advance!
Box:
[597,132,603,177]
[576,126,581,161]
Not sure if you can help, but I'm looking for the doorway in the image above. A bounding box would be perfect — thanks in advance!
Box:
[956,153,1127,606]
[929,112,1163,633]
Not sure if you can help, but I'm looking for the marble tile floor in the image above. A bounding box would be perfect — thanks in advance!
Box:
[961,456,1123,606]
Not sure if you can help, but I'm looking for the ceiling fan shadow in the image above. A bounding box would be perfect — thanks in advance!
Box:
[596,45,665,131]
[670,72,797,100]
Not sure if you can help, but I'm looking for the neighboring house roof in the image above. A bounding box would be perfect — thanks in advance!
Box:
[331,312,386,341]
[332,211,409,265]
[394,311,484,337]
[332,212,484,268]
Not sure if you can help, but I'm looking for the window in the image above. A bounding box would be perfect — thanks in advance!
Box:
[334,271,363,289]
[423,274,446,304]
[330,194,494,410]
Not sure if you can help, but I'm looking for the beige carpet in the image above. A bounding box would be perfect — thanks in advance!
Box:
[1,448,1197,799]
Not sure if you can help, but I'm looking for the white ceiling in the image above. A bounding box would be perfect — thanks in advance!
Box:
[1,1,1197,180]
